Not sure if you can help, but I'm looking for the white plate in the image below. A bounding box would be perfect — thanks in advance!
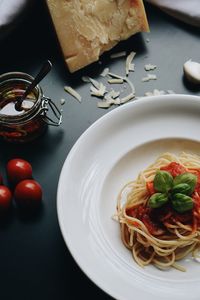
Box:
[57,94,200,300]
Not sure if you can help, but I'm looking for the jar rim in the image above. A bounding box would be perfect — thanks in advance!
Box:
[0,71,43,124]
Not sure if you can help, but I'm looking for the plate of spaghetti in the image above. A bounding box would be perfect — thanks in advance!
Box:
[117,152,200,272]
[57,94,200,300]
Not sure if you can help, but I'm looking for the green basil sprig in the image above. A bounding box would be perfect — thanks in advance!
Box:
[148,170,197,213]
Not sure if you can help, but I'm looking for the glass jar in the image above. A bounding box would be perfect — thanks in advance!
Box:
[0,72,62,143]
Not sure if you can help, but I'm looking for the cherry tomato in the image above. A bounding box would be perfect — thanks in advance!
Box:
[0,185,12,212]
[14,179,42,209]
[7,158,32,185]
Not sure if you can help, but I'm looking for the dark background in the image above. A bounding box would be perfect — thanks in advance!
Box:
[0,1,200,299]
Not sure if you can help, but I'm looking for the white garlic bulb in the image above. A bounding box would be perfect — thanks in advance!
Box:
[183,60,200,84]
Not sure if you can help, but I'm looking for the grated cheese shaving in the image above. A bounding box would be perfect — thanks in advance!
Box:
[144,64,157,71]
[142,74,157,82]
[120,93,135,103]
[144,89,165,96]
[107,90,120,99]
[167,90,175,94]
[81,76,90,83]
[110,51,126,59]
[129,63,135,71]
[90,82,106,97]
[97,101,111,108]
[60,98,66,105]
[108,78,124,84]
[126,51,136,76]
[144,89,176,96]
[89,78,101,89]
[100,68,110,77]
[108,72,135,94]
[108,72,123,80]
[125,77,135,94]
[64,86,82,103]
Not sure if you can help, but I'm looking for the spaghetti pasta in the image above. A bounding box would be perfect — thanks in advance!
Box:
[117,152,200,271]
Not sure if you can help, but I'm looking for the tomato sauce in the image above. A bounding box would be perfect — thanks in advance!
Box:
[160,162,186,177]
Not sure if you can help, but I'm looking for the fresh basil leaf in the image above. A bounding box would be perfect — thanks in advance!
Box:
[154,170,173,193]
[172,193,193,213]
[173,172,197,195]
[148,193,169,208]
[172,183,191,195]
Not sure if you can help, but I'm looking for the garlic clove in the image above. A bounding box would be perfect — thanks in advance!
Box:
[183,60,200,85]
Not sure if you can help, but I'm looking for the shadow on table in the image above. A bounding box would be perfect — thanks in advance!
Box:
[0,206,15,230]
[182,76,200,93]
[0,127,64,163]
[0,200,44,228]
[16,201,45,224]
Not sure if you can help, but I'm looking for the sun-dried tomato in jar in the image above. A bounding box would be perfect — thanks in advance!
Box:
[0,72,62,142]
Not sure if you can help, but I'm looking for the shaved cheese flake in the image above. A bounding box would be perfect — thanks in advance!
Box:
[108,71,135,96]
[60,98,66,105]
[129,63,135,72]
[167,90,175,94]
[126,51,136,76]
[81,76,90,83]
[110,51,126,59]
[125,77,135,94]
[120,93,135,104]
[144,89,175,96]
[113,98,121,105]
[144,89,165,96]
[99,97,121,108]
[100,68,110,77]
[97,101,111,108]
[98,82,106,96]
[142,77,150,82]
[153,89,165,95]
[108,78,124,84]
[108,72,123,80]
[145,64,157,71]
[90,82,106,97]
[64,86,82,103]
[142,74,157,82]
[89,78,101,89]
[107,90,120,99]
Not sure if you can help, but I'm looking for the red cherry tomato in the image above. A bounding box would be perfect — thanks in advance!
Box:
[7,158,32,185]
[14,179,42,209]
[0,185,12,212]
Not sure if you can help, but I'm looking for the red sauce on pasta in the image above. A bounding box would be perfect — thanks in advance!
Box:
[126,162,200,236]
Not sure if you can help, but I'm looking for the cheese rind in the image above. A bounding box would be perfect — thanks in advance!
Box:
[46,0,149,73]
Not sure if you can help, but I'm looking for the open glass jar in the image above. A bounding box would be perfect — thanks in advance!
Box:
[0,72,62,142]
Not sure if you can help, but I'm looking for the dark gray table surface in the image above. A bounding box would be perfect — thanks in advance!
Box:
[0,1,200,300]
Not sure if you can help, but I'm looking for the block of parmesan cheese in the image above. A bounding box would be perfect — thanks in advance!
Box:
[46,0,149,73]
